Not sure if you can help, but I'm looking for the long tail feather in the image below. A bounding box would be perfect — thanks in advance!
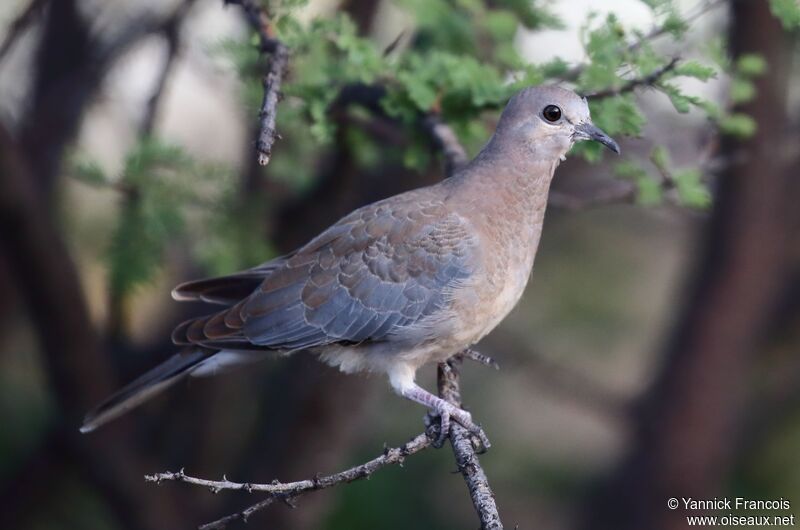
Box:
[80,348,211,433]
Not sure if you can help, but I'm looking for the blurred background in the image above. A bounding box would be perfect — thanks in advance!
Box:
[0,0,798,528]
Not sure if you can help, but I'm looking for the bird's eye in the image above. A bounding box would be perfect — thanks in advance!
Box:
[542,105,562,123]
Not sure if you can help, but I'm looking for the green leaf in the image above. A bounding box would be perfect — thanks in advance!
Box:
[483,10,519,40]
[730,78,756,104]
[649,145,670,172]
[673,60,716,81]
[659,83,703,114]
[614,160,662,205]
[662,11,689,36]
[399,72,438,111]
[71,157,108,187]
[673,168,711,209]
[636,176,664,205]
[736,54,768,77]
[769,0,800,29]
[589,94,646,137]
[719,113,757,138]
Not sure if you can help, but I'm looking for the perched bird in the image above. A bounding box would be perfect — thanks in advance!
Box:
[81,86,619,445]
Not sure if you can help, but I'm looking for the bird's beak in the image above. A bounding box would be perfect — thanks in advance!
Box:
[574,122,620,154]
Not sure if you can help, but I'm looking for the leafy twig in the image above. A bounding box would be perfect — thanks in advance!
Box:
[559,0,725,82]
[585,56,681,99]
[224,0,289,166]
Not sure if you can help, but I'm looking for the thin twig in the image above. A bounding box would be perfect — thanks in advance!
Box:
[585,56,680,99]
[146,432,433,529]
[224,0,288,166]
[438,356,503,529]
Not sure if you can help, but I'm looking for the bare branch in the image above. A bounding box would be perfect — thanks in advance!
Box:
[146,432,433,528]
[422,113,469,177]
[438,356,503,529]
[224,0,289,166]
[585,56,680,99]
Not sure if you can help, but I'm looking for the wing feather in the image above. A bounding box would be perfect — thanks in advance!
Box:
[170,191,477,352]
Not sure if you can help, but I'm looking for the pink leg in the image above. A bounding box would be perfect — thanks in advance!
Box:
[401,383,491,450]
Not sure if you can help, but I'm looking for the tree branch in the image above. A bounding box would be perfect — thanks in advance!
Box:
[144,350,506,529]
[146,432,434,529]
[422,113,469,176]
[225,0,289,166]
[585,56,680,99]
[438,356,503,529]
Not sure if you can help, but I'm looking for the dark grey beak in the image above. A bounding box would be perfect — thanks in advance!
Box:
[574,122,620,154]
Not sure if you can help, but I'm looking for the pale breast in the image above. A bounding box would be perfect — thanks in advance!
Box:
[449,216,541,348]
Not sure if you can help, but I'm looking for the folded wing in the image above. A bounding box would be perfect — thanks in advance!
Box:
[171,193,477,352]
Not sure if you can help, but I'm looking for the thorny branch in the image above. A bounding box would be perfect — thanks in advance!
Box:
[224,0,288,166]
[147,432,433,529]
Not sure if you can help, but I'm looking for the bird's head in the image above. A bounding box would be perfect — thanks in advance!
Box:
[494,85,620,161]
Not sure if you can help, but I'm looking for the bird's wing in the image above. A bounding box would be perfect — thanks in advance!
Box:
[171,192,478,351]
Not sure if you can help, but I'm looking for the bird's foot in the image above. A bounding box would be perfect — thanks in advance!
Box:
[424,401,491,452]
[459,348,500,370]
[402,384,491,452]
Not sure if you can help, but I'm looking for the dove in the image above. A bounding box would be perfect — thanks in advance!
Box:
[81,85,620,447]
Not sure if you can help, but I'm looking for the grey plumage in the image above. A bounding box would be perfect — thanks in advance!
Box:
[81,86,619,437]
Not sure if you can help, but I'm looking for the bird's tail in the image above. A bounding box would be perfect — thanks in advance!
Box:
[80,348,213,433]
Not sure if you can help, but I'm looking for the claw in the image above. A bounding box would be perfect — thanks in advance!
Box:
[460,348,500,370]
[429,403,491,451]
[402,383,491,452]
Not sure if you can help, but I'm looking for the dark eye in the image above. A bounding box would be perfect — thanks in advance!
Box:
[542,105,562,123]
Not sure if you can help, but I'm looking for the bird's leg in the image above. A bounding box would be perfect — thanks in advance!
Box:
[400,383,491,450]
[459,348,500,370]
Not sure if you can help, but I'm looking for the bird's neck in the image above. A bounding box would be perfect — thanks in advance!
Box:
[446,138,560,232]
